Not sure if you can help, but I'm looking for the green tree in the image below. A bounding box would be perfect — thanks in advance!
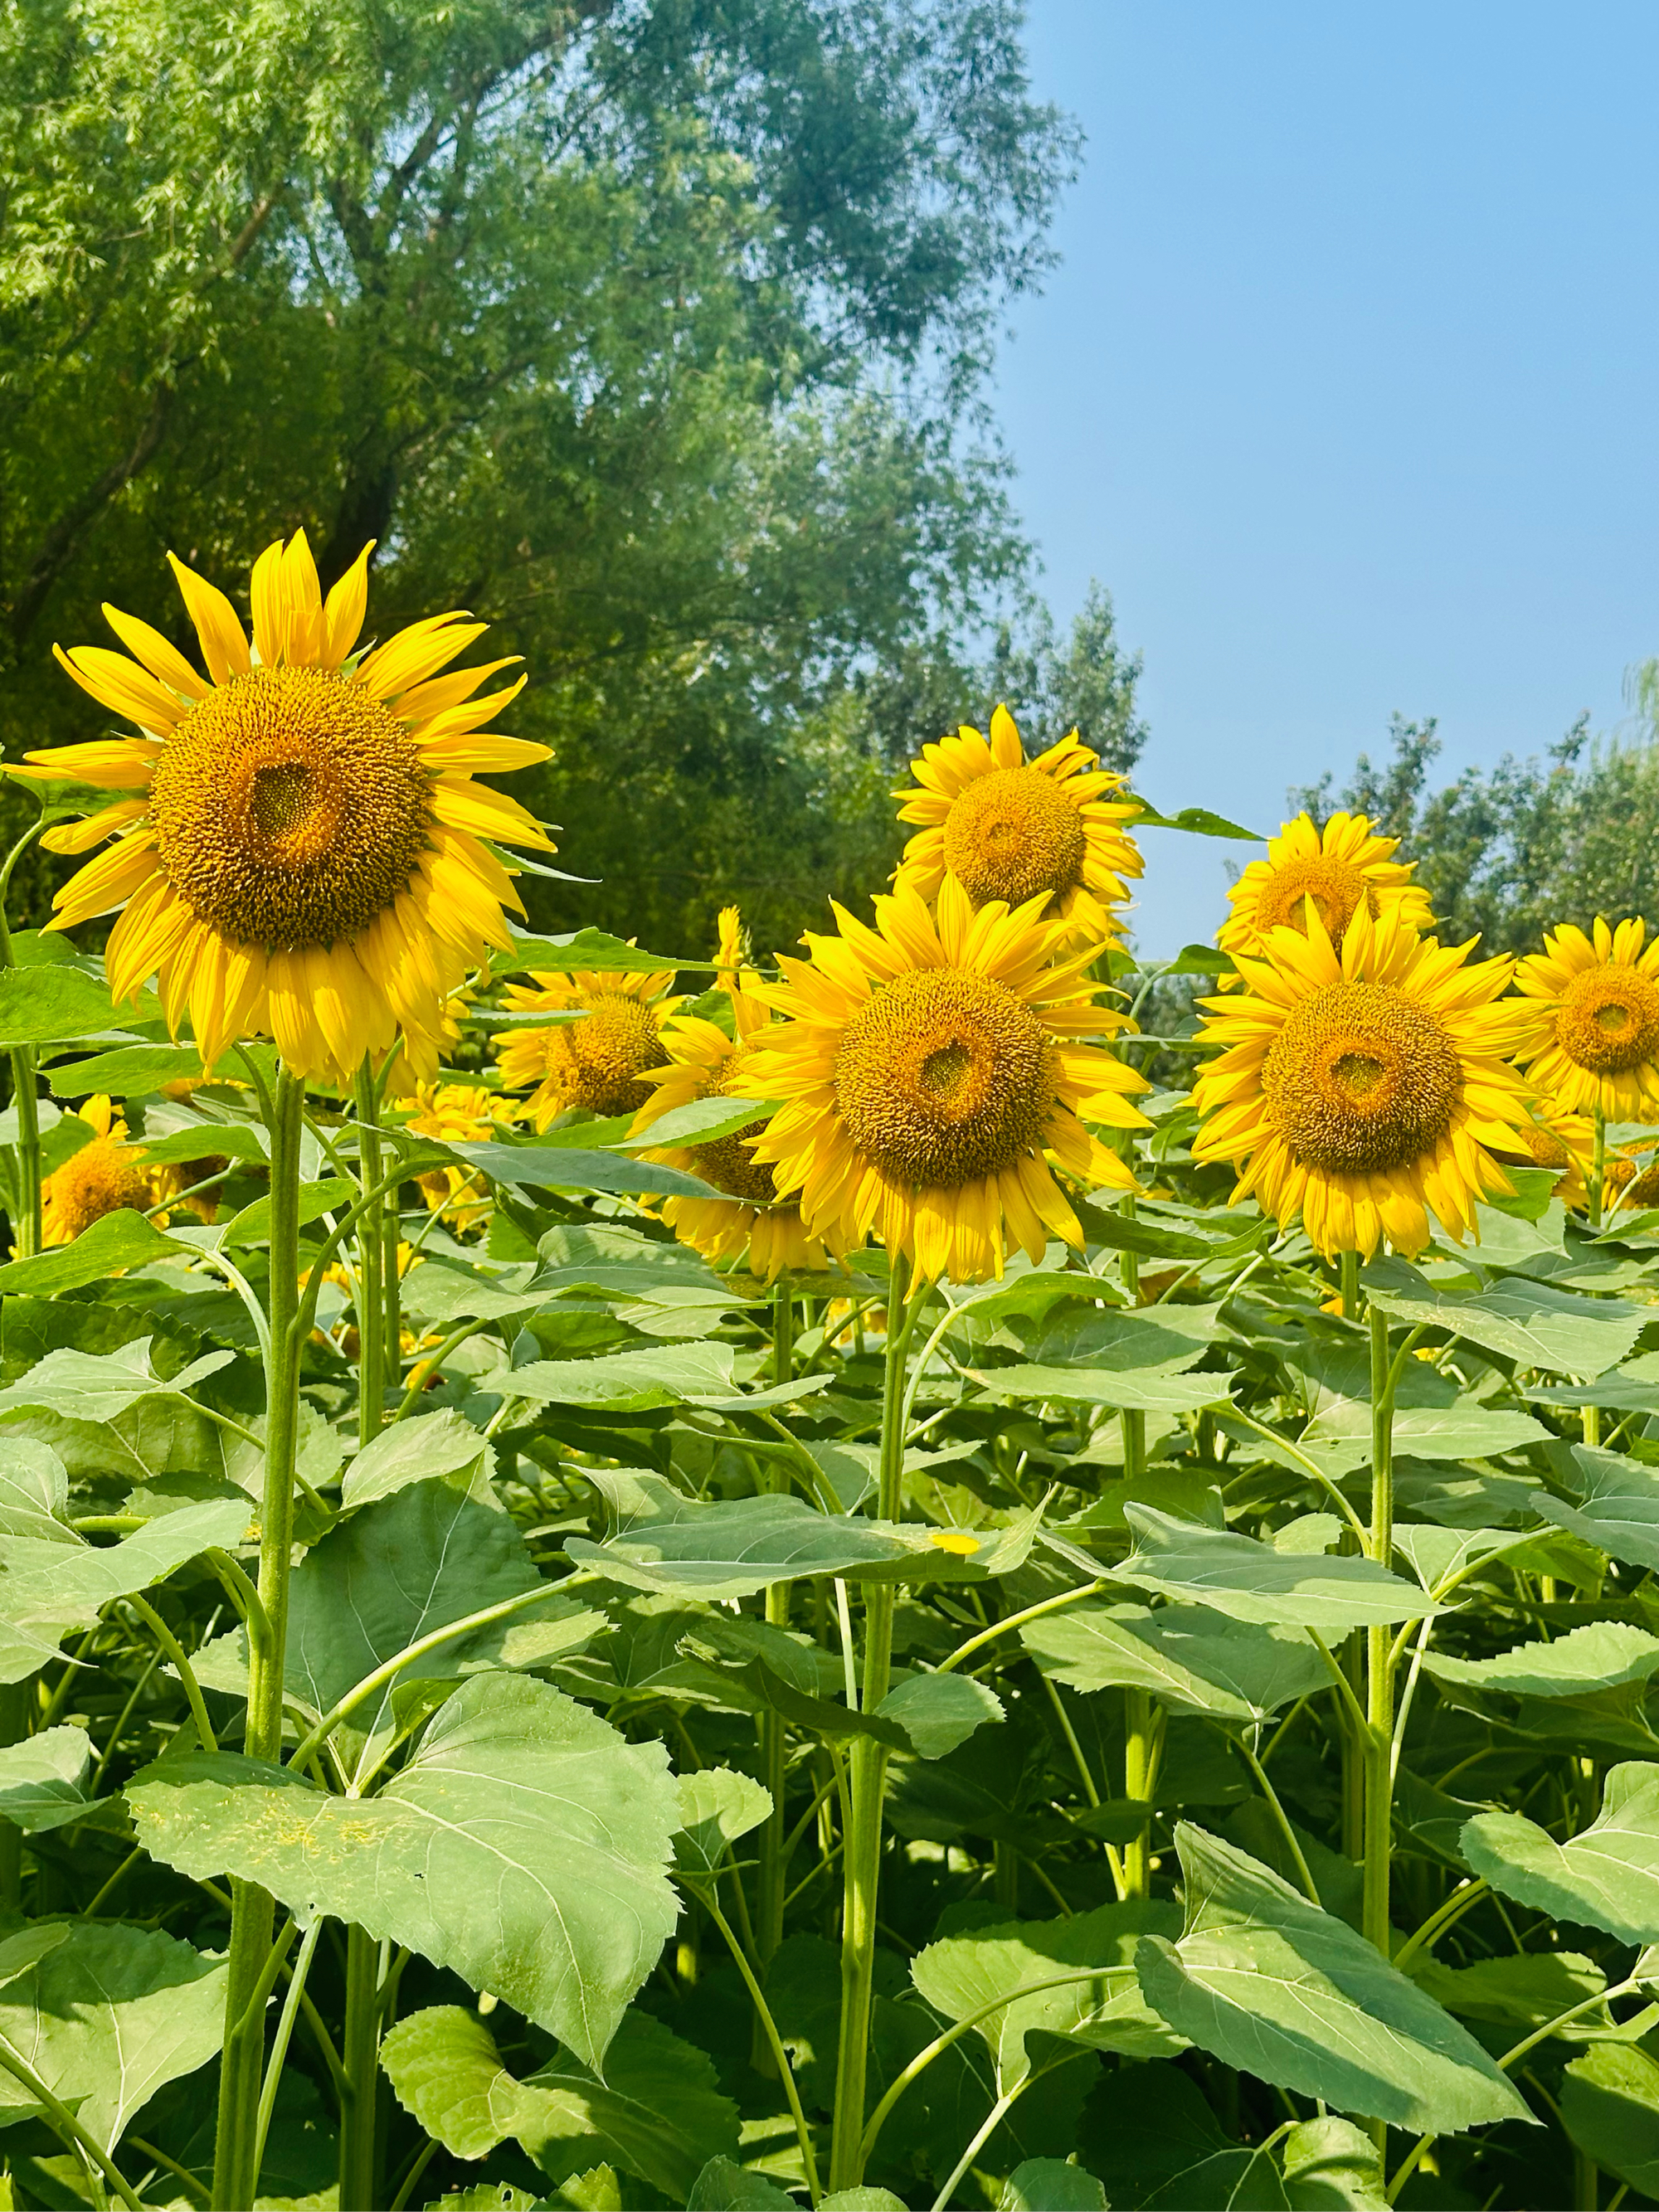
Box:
[0,0,1092,950]
[1290,666,1659,955]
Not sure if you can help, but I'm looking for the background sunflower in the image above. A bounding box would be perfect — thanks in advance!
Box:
[1219,809,1434,963]
[1511,917,1659,1123]
[496,965,681,1127]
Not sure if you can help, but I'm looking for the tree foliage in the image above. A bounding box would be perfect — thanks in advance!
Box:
[0,0,1147,950]
[1292,664,1659,955]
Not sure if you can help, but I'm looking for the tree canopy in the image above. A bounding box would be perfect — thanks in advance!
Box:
[1292,664,1659,957]
[1,0,1143,950]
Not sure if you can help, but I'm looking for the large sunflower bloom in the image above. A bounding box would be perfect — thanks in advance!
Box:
[41,1097,156,1245]
[631,907,844,1281]
[1193,904,1533,1260]
[21,532,553,1087]
[496,965,681,1130]
[1219,811,1434,963]
[739,878,1150,1283]
[1511,918,1659,1122]
[893,705,1141,946]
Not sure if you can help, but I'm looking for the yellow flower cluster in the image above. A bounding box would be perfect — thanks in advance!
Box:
[1190,811,1659,1259]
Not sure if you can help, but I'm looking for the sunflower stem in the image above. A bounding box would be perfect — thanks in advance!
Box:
[1590,1106,1606,1231]
[829,1254,918,2192]
[213,1066,304,2212]
[0,819,44,1258]
[1364,1296,1399,2001]
[757,1285,795,1970]
[353,1061,387,1446]
[1116,1193,1159,1894]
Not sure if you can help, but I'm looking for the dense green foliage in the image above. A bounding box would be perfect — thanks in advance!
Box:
[4,917,1659,2208]
[0,0,1147,952]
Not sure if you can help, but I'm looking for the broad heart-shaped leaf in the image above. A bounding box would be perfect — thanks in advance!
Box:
[0,1724,105,1832]
[0,1336,232,1425]
[128,1670,683,2068]
[381,2004,738,2195]
[1560,2044,1659,2197]
[0,962,160,1045]
[505,1343,738,1410]
[0,1921,226,2152]
[874,1671,1004,1758]
[0,1496,250,1679]
[1300,1401,1550,1463]
[43,1041,203,1096]
[278,1480,596,1777]
[341,1408,494,1511]
[912,1900,1186,2092]
[1031,1302,1222,1374]
[1426,1621,1659,1700]
[1023,1601,1330,1724]
[969,1362,1233,1414]
[1113,1507,1439,1631]
[998,2160,1108,2210]
[564,1468,1005,1598]
[1133,1825,1532,2132]
[674,1767,773,1874]
[445,1138,720,1201]
[1362,1256,1645,1378]
[0,1437,71,1541]
[1278,2117,1387,2211]
[1461,1760,1659,1942]
[1534,1445,1659,1571]
[0,1209,190,1297]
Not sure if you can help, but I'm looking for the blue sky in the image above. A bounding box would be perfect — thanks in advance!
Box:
[994,1,1659,956]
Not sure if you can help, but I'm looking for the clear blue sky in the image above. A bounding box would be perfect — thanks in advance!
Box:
[994,0,1659,956]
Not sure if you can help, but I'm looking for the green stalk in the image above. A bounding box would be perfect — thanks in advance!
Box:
[212,1067,304,2212]
[1338,1250,1365,1858]
[829,1256,917,2191]
[1116,1193,1158,1895]
[1363,1297,1399,1958]
[757,1285,795,1964]
[0,1680,24,1911]
[340,1058,392,2211]
[1589,1105,1606,1230]
[338,1925,382,2212]
[0,819,44,1259]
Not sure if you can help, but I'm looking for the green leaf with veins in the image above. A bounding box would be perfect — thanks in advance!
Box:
[912,1900,1187,2091]
[380,2003,738,2195]
[1425,1622,1659,1700]
[1133,1825,1533,2132]
[1534,1445,1659,1571]
[0,1211,191,1296]
[1112,1507,1439,1631]
[1361,1256,1645,1377]
[1462,1759,1659,1942]
[1023,1601,1329,1723]
[0,1724,105,1832]
[128,1671,682,2067]
[0,1336,233,1424]
[1560,2044,1659,2197]
[0,1921,226,2151]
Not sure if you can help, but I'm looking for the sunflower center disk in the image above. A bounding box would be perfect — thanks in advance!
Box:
[553,995,664,1117]
[1263,980,1463,1176]
[696,1046,778,1205]
[834,967,1055,1188]
[149,666,433,951]
[1555,965,1659,1074]
[941,766,1087,909]
[1253,854,1374,941]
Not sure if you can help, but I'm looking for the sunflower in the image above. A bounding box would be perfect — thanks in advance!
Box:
[1485,1105,1595,1210]
[21,531,553,1088]
[737,877,1150,1283]
[41,1097,157,1244]
[893,705,1141,945]
[1192,903,1534,1260]
[631,907,844,1281]
[1511,919,1659,1123]
[496,966,680,1129]
[401,1080,523,1228]
[1219,811,1434,964]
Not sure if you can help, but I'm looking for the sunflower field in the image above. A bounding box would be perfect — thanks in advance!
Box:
[3,541,1659,2212]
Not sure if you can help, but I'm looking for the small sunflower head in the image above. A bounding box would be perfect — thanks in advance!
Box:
[497,966,679,1127]
[41,1099,154,1245]
[1219,812,1433,962]
[1513,918,1659,1122]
